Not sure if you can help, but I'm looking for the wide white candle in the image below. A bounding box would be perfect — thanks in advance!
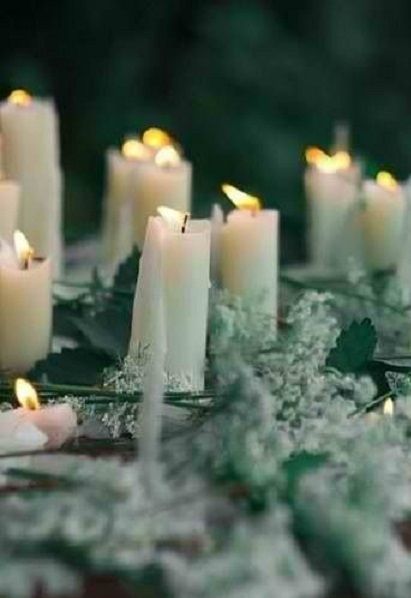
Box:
[14,379,77,449]
[305,147,361,270]
[219,184,278,326]
[0,232,52,373]
[132,145,192,250]
[0,409,47,454]
[129,209,210,390]
[359,171,406,271]
[0,180,20,243]
[0,90,63,274]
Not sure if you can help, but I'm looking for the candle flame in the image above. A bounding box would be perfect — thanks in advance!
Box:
[121,138,150,160]
[221,183,261,212]
[376,171,398,191]
[305,146,351,173]
[154,145,181,168]
[15,378,40,411]
[14,230,34,268]
[383,397,394,416]
[157,206,190,232]
[8,89,32,107]
[142,127,173,149]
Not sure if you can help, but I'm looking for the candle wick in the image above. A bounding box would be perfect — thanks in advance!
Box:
[181,213,190,234]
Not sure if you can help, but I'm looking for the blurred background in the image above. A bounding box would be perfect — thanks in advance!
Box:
[0,0,410,261]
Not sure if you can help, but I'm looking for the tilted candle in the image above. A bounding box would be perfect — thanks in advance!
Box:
[0,90,63,274]
[304,147,361,270]
[359,171,405,271]
[0,231,52,373]
[219,184,279,327]
[129,207,210,391]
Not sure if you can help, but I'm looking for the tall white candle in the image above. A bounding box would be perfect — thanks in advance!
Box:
[220,184,278,326]
[129,209,210,391]
[0,232,52,373]
[102,139,151,268]
[304,147,361,270]
[359,171,406,271]
[0,180,20,243]
[0,90,63,274]
[132,145,192,250]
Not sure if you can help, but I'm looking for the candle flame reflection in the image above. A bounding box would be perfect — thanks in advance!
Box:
[221,183,261,212]
[15,378,40,411]
[383,397,394,416]
[154,145,181,168]
[142,128,173,149]
[14,230,34,269]
[305,146,351,173]
[8,89,32,107]
[376,171,398,192]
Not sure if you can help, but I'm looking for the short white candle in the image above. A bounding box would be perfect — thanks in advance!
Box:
[0,180,20,243]
[359,171,405,271]
[0,90,63,274]
[132,145,192,250]
[129,208,210,390]
[219,184,278,326]
[0,409,47,454]
[0,231,52,373]
[304,147,361,269]
[14,379,77,449]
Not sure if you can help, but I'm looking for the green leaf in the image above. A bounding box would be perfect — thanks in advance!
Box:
[113,246,140,290]
[30,347,114,385]
[326,318,377,374]
[70,306,132,359]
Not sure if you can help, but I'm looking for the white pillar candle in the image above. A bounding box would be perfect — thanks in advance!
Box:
[304,147,361,270]
[359,171,406,271]
[0,232,52,373]
[0,90,63,275]
[129,209,210,391]
[220,184,278,325]
[102,139,151,268]
[14,379,77,449]
[132,145,192,250]
[0,180,20,243]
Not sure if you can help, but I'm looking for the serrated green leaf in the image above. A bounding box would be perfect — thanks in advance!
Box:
[326,318,377,374]
[30,348,114,385]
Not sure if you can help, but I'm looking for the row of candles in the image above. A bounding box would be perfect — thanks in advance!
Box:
[0,90,405,451]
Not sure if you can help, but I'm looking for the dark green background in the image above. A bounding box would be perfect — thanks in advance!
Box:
[1,0,410,260]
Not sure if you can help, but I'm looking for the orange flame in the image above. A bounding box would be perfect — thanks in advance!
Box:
[8,89,32,107]
[376,171,398,192]
[15,378,40,411]
[121,138,150,160]
[142,128,173,149]
[14,230,34,269]
[221,183,261,212]
[157,206,190,232]
[305,146,351,173]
